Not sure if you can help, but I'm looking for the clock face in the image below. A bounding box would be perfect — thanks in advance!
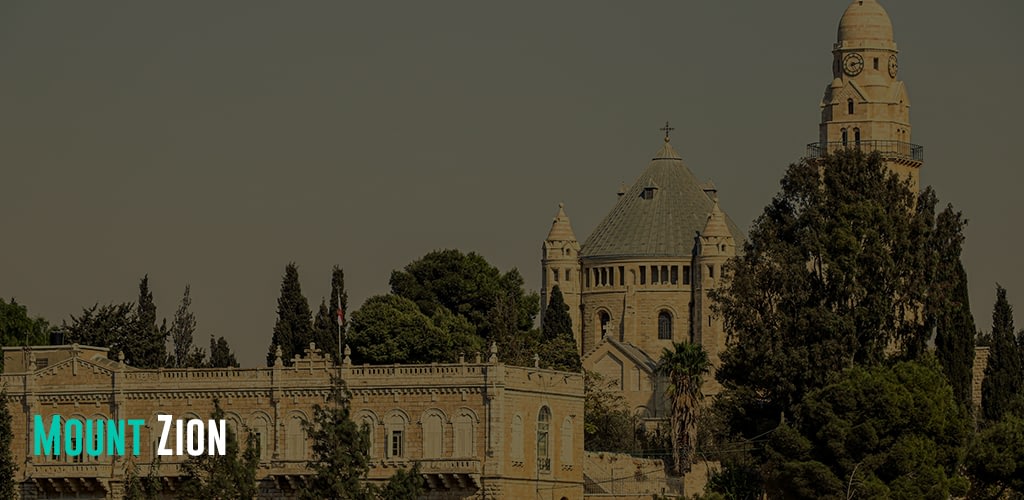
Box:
[888,55,899,78]
[843,53,864,76]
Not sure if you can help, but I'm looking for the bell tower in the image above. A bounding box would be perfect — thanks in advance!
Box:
[809,0,923,191]
[541,203,582,351]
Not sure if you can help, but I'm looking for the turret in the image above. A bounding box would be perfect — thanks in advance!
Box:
[541,203,582,350]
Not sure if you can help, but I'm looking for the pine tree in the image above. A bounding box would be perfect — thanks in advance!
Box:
[329,266,348,348]
[931,205,976,407]
[209,336,239,368]
[267,263,314,366]
[178,399,259,499]
[0,390,16,499]
[130,276,168,368]
[542,285,572,341]
[299,376,375,500]
[981,285,1023,421]
[169,285,206,368]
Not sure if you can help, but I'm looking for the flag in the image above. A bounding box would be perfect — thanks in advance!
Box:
[336,305,344,326]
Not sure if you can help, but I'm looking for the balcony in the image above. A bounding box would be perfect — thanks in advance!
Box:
[806,140,924,162]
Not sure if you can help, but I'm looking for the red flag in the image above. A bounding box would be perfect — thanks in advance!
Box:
[336,306,344,326]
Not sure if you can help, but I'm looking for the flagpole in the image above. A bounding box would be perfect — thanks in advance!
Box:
[337,288,343,364]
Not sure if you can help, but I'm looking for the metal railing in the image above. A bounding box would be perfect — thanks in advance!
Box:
[806,140,924,162]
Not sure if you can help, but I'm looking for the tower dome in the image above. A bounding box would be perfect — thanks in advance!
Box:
[837,0,893,44]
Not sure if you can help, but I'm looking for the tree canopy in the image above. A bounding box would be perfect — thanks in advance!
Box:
[981,285,1023,422]
[346,295,481,364]
[178,399,259,499]
[267,263,315,366]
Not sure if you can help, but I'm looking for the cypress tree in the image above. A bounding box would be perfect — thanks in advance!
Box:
[267,263,314,366]
[932,205,976,407]
[130,275,168,368]
[981,285,1023,421]
[169,285,205,368]
[542,285,573,341]
[209,336,239,368]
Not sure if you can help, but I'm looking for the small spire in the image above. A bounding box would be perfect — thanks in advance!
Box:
[660,121,675,143]
[546,202,578,242]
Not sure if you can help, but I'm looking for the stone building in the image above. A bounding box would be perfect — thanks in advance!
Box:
[540,133,744,417]
[541,0,925,420]
[1,344,584,500]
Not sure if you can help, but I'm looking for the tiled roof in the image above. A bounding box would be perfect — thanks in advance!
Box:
[581,141,743,259]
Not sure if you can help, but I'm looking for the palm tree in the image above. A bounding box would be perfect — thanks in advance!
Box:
[656,341,710,476]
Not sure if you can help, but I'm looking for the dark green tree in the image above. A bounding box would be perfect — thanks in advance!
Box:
[65,302,135,360]
[123,457,161,500]
[178,399,259,499]
[169,285,206,368]
[376,464,427,500]
[981,285,1023,422]
[966,413,1024,499]
[583,371,635,453]
[390,249,538,339]
[299,376,374,500]
[657,342,710,475]
[312,266,350,364]
[713,150,950,436]
[346,295,482,364]
[208,336,239,368]
[0,390,16,499]
[131,275,168,368]
[267,263,315,366]
[761,357,971,499]
[931,205,977,408]
[542,286,572,341]
[0,298,49,347]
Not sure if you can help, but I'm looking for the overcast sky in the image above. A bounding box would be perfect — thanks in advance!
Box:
[2,1,1021,367]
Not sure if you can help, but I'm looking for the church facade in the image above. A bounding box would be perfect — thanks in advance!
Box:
[541,0,923,419]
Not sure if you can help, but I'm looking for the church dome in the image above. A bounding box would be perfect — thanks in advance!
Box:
[837,0,894,43]
[580,141,743,260]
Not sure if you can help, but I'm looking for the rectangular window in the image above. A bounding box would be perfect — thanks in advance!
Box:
[873,57,879,70]
[661,266,669,283]
[585,269,591,288]
[552,268,559,282]
[708,265,715,279]
[600,268,607,286]
[639,267,646,285]
[391,430,404,458]
[594,269,600,287]
[683,265,691,285]
[670,266,679,285]
[565,269,571,281]
[650,266,659,284]
[618,266,625,286]
[608,267,615,286]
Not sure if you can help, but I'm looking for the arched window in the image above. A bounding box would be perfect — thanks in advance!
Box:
[658,311,672,340]
[854,128,861,147]
[537,407,551,473]
[285,413,306,460]
[421,411,444,458]
[454,410,475,457]
[511,414,524,461]
[847,98,854,115]
[599,312,610,338]
[386,413,407,459]
[841,128,848,146]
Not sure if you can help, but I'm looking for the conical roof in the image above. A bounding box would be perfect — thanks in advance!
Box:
[702,200,731,239]
[546,203,578,242]
[581,141,743,259]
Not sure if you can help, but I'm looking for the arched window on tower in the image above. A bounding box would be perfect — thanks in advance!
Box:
[841,128,848,147]
[854,128,861,147]
[599,311,610,338]
[658,311,673,340]
[847,98,854,115]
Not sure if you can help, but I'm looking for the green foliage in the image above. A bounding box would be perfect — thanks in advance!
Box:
[347,295,482,364]
[65,302,136,360]
[583,370,635,452]
[208,335,239,368]
[931,205,977,407]
[0,391,15,499]
[542,285,572,341]
[0,297,49,347]
[713,150,965,445]
[966,413,1024,499]
[312,266,349,364]
[390,249,538,339]
[132,275,169,368]
[376,464,427,500]
[299,376,374,500]
[657,342,710,475]
[982,285,1023,422]
[169,285,206,368]
[178,399,259,499]
[267,263,315,366]
[123,457,161,500]
[762,358,971,500]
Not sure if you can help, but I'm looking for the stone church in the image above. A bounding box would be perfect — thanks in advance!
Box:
[539,0,924,419]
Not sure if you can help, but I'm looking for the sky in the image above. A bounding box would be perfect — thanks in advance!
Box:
[2,1,1021,367]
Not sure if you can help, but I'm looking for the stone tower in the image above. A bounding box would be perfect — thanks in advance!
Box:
[693,198,735,381]
[808,0,923,191]
[541,203,582,351]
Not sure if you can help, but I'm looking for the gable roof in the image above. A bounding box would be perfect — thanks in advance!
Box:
[581,141,744,259]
